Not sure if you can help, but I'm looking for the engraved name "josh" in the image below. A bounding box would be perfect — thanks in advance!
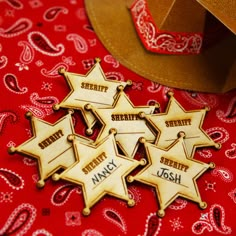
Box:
[157,167,181,184]
[165,119,191,127]
[38,129,64,149]
[111,114,139,121]
[81,82,108,92]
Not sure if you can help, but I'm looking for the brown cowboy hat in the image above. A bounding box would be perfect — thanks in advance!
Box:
[85,0,236,93]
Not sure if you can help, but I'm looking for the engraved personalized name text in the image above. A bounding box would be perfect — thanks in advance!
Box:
[91,159,117,185]
[157,167,182,184]
[82,152,118,186]
[156,157,189,185]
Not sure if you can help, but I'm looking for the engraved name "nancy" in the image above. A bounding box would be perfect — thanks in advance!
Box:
[81,82,108,92]
[92,159,117,185]
[82,152,118,185]
[111,114,139,121]
[165,119,191,127]
[38,129,64,149]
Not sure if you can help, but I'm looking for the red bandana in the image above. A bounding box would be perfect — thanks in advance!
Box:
[130,0,203,55]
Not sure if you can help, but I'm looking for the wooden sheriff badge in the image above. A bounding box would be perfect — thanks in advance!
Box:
[127,132,215,217]
[8,110,92,188]
[53,58,132,133]
[52,129,146,215]
[139,92,220,158]
[85,85,159,158]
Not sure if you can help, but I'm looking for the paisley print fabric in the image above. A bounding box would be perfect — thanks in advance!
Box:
[0,1,235,235]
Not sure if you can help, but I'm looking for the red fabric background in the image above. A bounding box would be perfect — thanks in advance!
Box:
[0,0,236,235]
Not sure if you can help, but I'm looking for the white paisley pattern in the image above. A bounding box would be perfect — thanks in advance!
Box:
[130,0,202,54]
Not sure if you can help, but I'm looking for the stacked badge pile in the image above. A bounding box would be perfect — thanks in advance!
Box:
[8,58,220,217]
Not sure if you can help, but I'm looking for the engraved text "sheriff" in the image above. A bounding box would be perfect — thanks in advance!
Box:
[82,152,107,174]
[38,129,64,149]
[160,156,189,172]
[111,114,139,121]
[165,119,191,127]
[81,82,108,92]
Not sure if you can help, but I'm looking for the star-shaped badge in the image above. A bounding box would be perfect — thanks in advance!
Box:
[52,129,146,215]
[53,58,132,131]
[8,110,92,188]
[127,132,215,217]
[139,92,220,157]
[85,86,158,158]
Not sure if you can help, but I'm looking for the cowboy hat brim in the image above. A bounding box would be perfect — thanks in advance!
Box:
[196,0,236,34]
[85,0,236,93]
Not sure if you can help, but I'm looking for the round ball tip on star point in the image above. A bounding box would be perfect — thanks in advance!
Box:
[86,128,93,136]
[36,180,45,188]
[109,128,117,135]
[53,104,60,111]
[126,79,132,86]
[52,173,60,182]
[95,57,101,63]
[178,131,186,138]
[25,111,32,119]
[215,142,221,150]
[68,109,74,115]
[67,134,75,142]
[126,175,134,183]
[157,209,165,218]
[138,111,146,119]
[8,146,16,154]
[58,67,66,75]
[167,91,174,97]
[127,199,135,207]
[155,102,160,109]
[84,103,92,111]
[139,137,146,144]
[199,201,207,209]
[209,162,215,169]
[140,158,147,166]
[117,85,124,92]
[82,207,91,216]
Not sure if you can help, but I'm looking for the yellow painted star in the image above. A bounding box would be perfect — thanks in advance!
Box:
[85,87,158,158]
[52,130,146,215]
[8,110,92,188]
[127,132,215,217]
[54,58,132,131]
[140,92,220,157]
